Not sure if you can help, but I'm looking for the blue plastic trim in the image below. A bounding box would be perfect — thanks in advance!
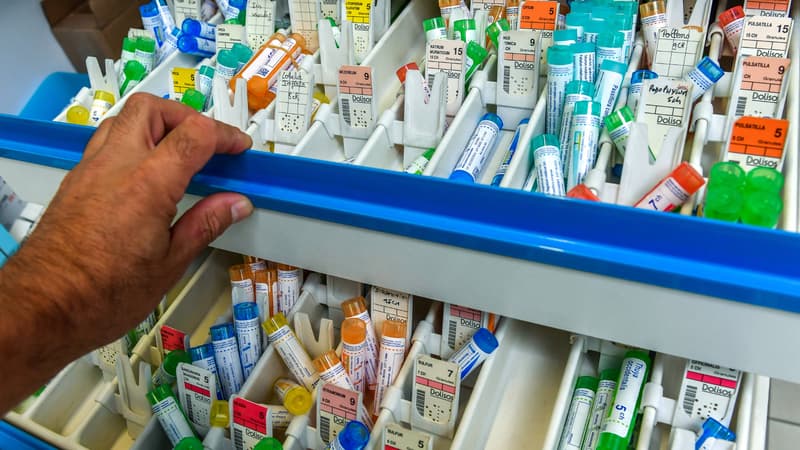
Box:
[1,115,800,311]
[0,421,58,450]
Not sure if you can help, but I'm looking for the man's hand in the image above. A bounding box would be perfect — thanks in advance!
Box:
[0,94,254,412]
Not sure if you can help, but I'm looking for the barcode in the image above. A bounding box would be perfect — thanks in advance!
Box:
[183,393,195,421]
[415,388,426,416]
[447,320,457,349]
[427,72,436,88]
[735,96,747,117]
[503,66,511,93]
[682,384,698,415]
[320,415,331,444]
[233,426,244,450]
[341,97,351,124]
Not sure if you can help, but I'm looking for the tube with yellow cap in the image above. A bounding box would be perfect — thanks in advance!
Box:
[263,313,320,391]
[273,378,312,416]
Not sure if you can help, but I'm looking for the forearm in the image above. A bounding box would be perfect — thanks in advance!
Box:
[0,233,99,414]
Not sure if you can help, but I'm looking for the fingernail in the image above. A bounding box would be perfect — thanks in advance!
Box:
[231,198,254,223]
[240,131,253,149]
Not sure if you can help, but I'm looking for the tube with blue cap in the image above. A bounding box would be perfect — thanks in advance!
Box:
[447,327,499,380]
[327,420,370,450]
[627,69,657,114]
[182,18,217,40]
[449,113,504,183]
[139,2,166,47]
[684,57,725,102]
[234,302,262,379]
[188,343,224,400]
[210,323,244,399]
[696,417,736,450]
[178,34,216,58]
[491,119,529,186]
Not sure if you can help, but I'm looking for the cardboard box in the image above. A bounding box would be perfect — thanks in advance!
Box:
[51,1,144,72]
[41,0,145,28]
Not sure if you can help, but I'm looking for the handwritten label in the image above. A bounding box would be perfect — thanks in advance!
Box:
[371,286,412,346]
[173,0,202,25]
[651,27,703,78]
[246,0,276,49]
[289,0,319,51]
[276,69,314,136]
[636,78,692,159]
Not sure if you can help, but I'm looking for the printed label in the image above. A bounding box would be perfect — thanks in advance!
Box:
[373,334,406,416]
[338,66,375,129]
[441,304,491,358]
[128,28,154,40]
[583,379,617,450]
[276,70,313,136]
[739,17,793,58]
[744,0,791,17]
[345,0,372,63]
[349,310,379,387]
[342,339,366,394]
[216,24,246,51]
[452,120,501,181]
[652,28,704,78]
[277,267,301,314]
[231,396,271,450]
[470,0,505,14]
[171,67,197,101]
[426,39,466,117]
[268,325,320,391]
[173,0,202,24]
[370,286,412,345]
[95,338,130,370]
[246,0,276,49]
[160,325,188,353]
[177,363,214,430]
[602,357,647,437]
[317,383,362,445]
[729,57,789,119]
[726,117,789,172]
[214,336,245,398]
[533,145,565,196]
[500,30,539,97]
[560,388,595,449]
[413,355,459,424]
[383,423,433,450]
[320,0,340,23]
[289,0,319,51]
[270,405,292,429]
[232,278,255,305]
[518,1,558,30]
[677,360,741,425]
[636,79,692,159]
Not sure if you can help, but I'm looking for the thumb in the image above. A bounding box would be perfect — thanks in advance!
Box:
[169,193,253,266]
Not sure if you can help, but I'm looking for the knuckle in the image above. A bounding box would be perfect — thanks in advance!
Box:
[125,93,153,110]
[201,208,224,243]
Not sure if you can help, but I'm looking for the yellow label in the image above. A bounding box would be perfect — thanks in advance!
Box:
[171,67,197,100]
[345,0,371,24]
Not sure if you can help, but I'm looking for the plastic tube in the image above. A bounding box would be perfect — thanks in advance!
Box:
[147,384,196,447]
[216,49,240,85]
[593,60,627,121]
[273,378,312,416]
[342,297,378,390]
[229,264,254,305]
[464,41,489,83]
[531,134,566,196]
[89,90,115,126]
[139,3,165,47]
[571,42,596,84]
[634,162,705,211]
[277,264,301,314]
[341,318,368,394]
[423,17,447,42]
[596,350,651,450]
[232,32,287,86]
[559,81,595,172]
[626,70,657,114]
[596,32,625,71]
[450,113,504,183]
[396,62,430,103]
[195,65,215,110]
[152,349,191,387]
[234,302,262,379]
[558,376,598,450]
[565,101,602,191]
[246,33,309,110]
[178,34,216,57]
[182,18,216,40]
[639,0,668,67]
[313,350,356,390]
[604,106,636,156]
[583,368,620,450]
[211,323,244,399]
[372,320,407,417]
[492,119,529,186]
[447,327,498,380]
[66,105,89,126]
[454,18,478,45]
[405,148,436,175]
[189,343,224,400]
[120,60,146,96]
[546,46,574,136]
[253,267,278,347]
[684,57,725,102]
[506,0,520,30]
[719,6,745,54]
[134,37,157,73]
[119,37,137,79]
[263,313,320,391]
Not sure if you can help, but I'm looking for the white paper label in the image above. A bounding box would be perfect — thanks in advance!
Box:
[176,363,215,431]
[426,39,466,117]
[413,355,459,424]
[246,0,276,49]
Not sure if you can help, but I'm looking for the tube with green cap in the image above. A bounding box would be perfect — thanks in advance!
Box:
[464,41,488,83]
[119,60,147,96]
[147,384,196,447]
[584,368,620,450]
[423,17,447,42]
[604,105,648,158]
[709,161,746,190]
[181,89,207,112]
[558,376,598,450]
[134,37,157,73]
[740,191,783,228]
[454,18,478,45]
[405,148,436,175]
[254,437,284,450]
[596,350,651,450]
[119,37,138,78]
[152,349,191,386]
[596,32,625,71]
[704,184,745,222]
[486,18,510,49]
[175,437,205,450]
[745,167,784,196]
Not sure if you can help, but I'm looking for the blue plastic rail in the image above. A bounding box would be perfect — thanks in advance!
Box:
[1,114,799,311]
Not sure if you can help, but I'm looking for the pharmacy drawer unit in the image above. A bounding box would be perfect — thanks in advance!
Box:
[3,251,215,450]
[2,115,800,386]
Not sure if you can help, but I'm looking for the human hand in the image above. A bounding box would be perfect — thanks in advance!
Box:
[9,93,254,349]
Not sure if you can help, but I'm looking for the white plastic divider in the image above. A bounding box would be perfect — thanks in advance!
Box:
[291,0,436,163]
[541,336,768,450]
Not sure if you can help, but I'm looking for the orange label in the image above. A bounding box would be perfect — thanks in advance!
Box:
[518,0,558,30]
[744,0,790,16]
[727,116,788,171]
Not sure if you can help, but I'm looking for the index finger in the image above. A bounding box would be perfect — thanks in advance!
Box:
[106,93,201,152]
[142,113,252,203]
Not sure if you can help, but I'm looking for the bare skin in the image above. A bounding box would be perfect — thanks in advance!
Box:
[0,93,254,413]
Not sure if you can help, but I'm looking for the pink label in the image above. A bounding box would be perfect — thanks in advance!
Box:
[320,383,359,420]
[448,305,482,321]
[233,397,268,434]
[338,66,373,96]
[160,325,186,352]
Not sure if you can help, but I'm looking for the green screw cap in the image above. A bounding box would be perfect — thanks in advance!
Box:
[600,368,620,382]
[175,437,205,450]
[708,161,746,189]
[740,191,782,228]
[181,89,207,112]
[146,383,175,406]
[254,437,284,450]
[161,349,191,378]
[122,37,138,53]
[575,375,599,391]
[704,184,744,222]
[137,37,156,53]
[745,166,784,195]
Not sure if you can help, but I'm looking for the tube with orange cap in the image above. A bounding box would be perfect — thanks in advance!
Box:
[229,264,254,305]
[229,32,286,88]
[372,319,407,417]
[341,318,368,394]
[342,297,378,391]
[245,33,309,111]
[718,6,745,54]
[634,162,705,212]
[313,350,356,391]
[396,62,430,103]
[567,184,601,201]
